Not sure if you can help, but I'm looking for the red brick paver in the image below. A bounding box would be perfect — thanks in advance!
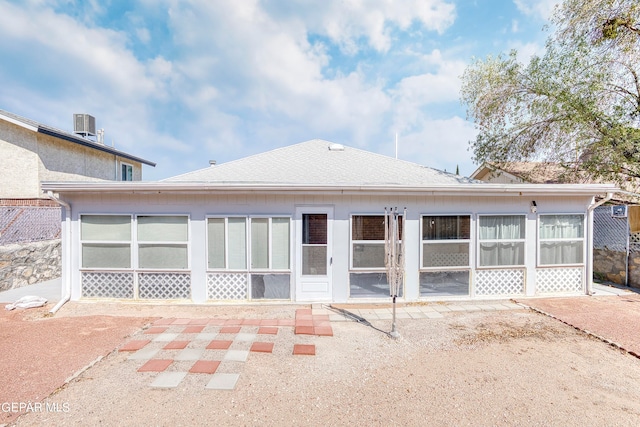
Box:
[183,325,205,334]
[163,340,190,350]
[258,327,278,335]
[295,325,315,335]
[189,360,220,374]
[293,344,316,356]
[206,340,233,350]
[138,359,173,372]
[314,326,334,336]
[220,326,241,334]
[119,339,151,352]
[251,342,275,353]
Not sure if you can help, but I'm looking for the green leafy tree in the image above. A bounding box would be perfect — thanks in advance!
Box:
[461,0,640,183]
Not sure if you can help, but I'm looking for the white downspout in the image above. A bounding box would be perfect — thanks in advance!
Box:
[46,191,72,314]
[587,192,614,295]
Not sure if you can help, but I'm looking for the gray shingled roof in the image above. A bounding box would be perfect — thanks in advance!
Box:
[165,139,475,186]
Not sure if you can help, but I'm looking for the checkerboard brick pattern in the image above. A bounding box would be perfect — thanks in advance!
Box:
[122,308,332,390]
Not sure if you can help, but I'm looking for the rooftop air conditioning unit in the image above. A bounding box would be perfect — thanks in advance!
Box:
[73,113,96,137]
[611,205,627,218]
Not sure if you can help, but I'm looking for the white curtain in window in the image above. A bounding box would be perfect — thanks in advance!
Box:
[539,215,583,239]
[479,216,525,266]
[539,215,584,264]
[540,241,583,264]
[479,242,525,266]
[479,216,525,239]
[207,218,225,269]
[228,218,247,270]
[271,218,290,270]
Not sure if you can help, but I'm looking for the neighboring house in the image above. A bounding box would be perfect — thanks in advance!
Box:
[42,139,616,304]
[0,109,156,199]
[0,109,155,291]
[472,161,640,289]
[470,162,568,184]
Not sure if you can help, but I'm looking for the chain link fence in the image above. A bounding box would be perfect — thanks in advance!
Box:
[0,206,61,245]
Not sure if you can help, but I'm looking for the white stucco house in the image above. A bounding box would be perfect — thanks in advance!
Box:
[42,140,617,305]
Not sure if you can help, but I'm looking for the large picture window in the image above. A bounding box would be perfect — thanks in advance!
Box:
[137,215,189,269]
[539,215,584,265]
[478,215,525,267]
[81,215,132,268]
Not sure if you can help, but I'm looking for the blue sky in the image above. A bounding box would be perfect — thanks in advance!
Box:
[0,0,557,180]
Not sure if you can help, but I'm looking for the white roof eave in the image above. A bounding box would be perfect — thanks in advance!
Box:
[41,181,619,197]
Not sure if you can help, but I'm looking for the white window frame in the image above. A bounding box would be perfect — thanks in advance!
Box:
[135,214,190,271]
[537,213,586,267]
[249,216,292,272]
[120,162,134,181]
[420,214,472,270]
[205,216,292,272]
[206,216,248,271]
[477,214,527,268]
[350,214,402,271]
[79,213,133,270]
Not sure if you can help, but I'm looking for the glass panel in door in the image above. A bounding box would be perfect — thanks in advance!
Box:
[302,214,327,275]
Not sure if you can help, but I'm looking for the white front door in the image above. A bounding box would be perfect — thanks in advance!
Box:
[295,207,333,301]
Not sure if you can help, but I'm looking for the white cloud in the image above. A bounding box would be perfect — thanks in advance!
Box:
[390,50,467,132]
[261,0,456,54]
[398,116,478,175]
[513,0,559,21]
[0,0,482,179]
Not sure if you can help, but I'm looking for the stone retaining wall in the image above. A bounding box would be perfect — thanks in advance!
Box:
[593,248,640,289]
[0,239,61,291]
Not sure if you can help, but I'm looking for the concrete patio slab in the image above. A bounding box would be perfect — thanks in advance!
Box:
[205,373,240,390]
[151,372,187,388]
[224,350,249,362]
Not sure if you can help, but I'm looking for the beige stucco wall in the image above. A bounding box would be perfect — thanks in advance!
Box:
[0,119,143,199]
[37,132,142,182]
[0,122,40,198]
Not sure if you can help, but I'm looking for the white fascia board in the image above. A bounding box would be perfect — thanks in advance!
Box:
[0,113,38,132]
[41,181,619,197]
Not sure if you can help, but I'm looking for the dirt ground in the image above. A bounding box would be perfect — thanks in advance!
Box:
[4,303,640,426]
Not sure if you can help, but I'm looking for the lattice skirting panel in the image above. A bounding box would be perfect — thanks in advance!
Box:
[207,273,248,300]
[475,269,525,296]
[138,272,191,300]
[82,272,134,299]
[428,253,469,267]
[535,267,583,294]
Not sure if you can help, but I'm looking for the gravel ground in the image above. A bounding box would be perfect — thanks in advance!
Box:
[7,306,640,427]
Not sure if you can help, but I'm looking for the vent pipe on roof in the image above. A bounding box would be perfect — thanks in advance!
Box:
[328,143,344,151]
[209,160,217,167]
